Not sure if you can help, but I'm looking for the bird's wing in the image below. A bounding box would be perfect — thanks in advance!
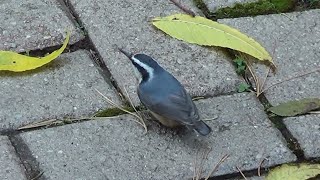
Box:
[138,87,199,125]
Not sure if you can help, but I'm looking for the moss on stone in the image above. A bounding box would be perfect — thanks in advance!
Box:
[214,0,295,19]
[94,107,135,117]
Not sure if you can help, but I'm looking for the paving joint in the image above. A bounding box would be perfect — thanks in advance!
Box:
[8,134,46,180]
[58,0,128,104]
[257,93,306,162]
[221,47,307,162]
[192,0,217,20]
[195,0,320,20]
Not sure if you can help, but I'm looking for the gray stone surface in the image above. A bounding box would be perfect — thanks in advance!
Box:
[0,50,120,130]
[283,114,320,158]
[218,10,320,105]
[69,0,242,105]
[0,0,84,52]
[0,136,27,180]
[203,0,259,12]
[19,93,295,179]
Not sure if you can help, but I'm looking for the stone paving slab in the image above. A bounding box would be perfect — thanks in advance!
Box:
[203,0,259,12]
[232,176,264,180]
[0,136,27,180]
[218,10,320,105]
[283,114,320,159]
[0,50,120,130]
[19,93,295,179]
[69,0,242,105]
[0,0,84,52]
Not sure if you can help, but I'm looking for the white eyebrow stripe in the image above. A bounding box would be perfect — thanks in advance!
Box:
[131,55,154,81]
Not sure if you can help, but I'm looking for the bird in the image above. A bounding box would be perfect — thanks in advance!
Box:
[118,48,212,136]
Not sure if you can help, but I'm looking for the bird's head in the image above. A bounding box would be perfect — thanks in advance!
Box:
[118,48,163,82]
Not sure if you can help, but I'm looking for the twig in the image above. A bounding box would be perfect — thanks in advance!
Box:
[205,154,230,180]
[261,67,320,93]
[95,89,147,129]
[236,166,247,180]
[258,158,267,176]
[123,86,148,132]
[169,0,195,17]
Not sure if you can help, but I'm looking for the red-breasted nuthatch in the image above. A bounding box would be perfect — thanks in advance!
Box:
[119,48,211,136]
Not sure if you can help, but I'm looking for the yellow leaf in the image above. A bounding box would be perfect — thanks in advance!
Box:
[0,31,70,72]
[266,163,320,180]
[152,14,272,63]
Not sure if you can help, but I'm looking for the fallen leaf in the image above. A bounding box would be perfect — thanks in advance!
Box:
[266,163,320,180]
[268,98,320,117]
[0,31,70,72]
[152,14,272,64]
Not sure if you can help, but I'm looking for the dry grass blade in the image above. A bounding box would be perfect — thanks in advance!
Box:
[95,89,147,132]
[204,154,230,180]
[258,158,267,176]
[192,97,205,101]
[245,59,262,96]
[30,171,44,180]
[123,86,147,132]
[18,119,59,130]
[308,111,320,114]
[18,117,114,130]
[202,117,218,121]
[236,166,247,180]
[261,67,320,94]
[193,148,212,180]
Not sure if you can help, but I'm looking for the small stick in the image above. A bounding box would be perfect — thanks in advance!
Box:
[169,0,196,17]
[236,166,248,180]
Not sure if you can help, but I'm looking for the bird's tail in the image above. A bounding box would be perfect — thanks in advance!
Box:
[192,120,212,136]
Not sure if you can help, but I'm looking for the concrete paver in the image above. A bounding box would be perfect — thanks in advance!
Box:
[283,114,320,158]
[0,50,120,130]
[69,0,243,105]
[218,10,320,105]
[19,93,295,179]
[0,136,27,180]
[0,0,84,52]
[203,0,259,12]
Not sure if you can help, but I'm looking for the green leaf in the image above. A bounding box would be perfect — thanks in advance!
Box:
[238,83,250,92]
[268,98,320,117]
[152,14,273,64]
[266,163,320,180]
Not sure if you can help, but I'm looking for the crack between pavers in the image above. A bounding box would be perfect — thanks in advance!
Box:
[193,0,320,20]
[257,94,306,162]
[7,133,47,180]
[56,0,128,105]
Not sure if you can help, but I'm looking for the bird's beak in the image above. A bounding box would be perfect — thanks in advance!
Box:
[118,48,133,59]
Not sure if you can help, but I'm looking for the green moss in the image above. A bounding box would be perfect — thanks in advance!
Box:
[94,106,146,117]
[94,107,135,117]
[214,0,295,19]
[193,0,216,20]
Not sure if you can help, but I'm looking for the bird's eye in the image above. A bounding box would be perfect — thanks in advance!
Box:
[12,61,16,64]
